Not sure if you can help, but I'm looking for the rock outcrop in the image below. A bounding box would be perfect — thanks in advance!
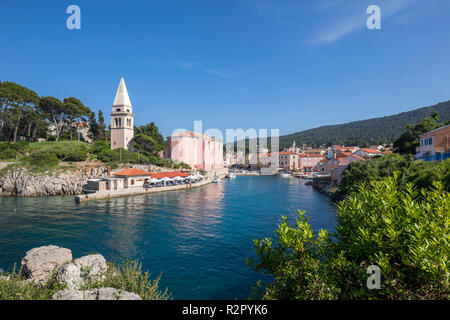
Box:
[21,245,73,284]
[52,288,141,300]
[74,254,108,281]
[56,263,83,290]
[0,166,107,197]
[17,245,142,300]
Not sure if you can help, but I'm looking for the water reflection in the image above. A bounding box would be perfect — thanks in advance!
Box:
[0,176,336,299]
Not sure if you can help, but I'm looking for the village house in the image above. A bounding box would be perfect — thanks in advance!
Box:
[330,154,366,184]
[415,124,450,161]
[314,159,339,176]
[298,154,324,171]
[353,148,381,158]
[325,145,359,160]
[71,121,92,143]
[279,152,299,171]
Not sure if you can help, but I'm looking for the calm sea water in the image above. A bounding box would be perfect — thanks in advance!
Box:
[0,176,337,299]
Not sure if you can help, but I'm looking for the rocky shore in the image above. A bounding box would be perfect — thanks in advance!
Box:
[311,180,344,201]
[0,166,108,197]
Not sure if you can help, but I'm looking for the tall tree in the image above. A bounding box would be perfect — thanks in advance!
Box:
[63,97,92,142]
[0,81,39,142]
[39,97,68,142]
[97,110,106,141]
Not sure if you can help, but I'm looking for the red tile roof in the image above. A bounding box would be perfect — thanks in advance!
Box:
[348,154,366,160]
[150,172,189,179]
[113,168,152,176]
[361,148,381,153]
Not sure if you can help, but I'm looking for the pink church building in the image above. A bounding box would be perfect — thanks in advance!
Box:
[163,131,224,170]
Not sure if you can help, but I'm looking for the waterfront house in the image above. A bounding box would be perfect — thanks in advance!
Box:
[298,154,324,171]
[279,152,299,171]
[113,168,152,188]
[415,124,450,161]
[85,177,125,192]
[162,131,224,171]
[314,159,339,177]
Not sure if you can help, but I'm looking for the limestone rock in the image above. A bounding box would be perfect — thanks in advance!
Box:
[56,263,83,290]
[21,245,72,284]
[52,288,142,300]
[0,166,107,197]
[52,289,97,300]
[74,254,108,280]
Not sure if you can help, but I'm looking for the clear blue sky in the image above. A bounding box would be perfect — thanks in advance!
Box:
[1,0,450,138]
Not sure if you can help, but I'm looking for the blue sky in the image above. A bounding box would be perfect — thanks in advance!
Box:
[1,0,450,138]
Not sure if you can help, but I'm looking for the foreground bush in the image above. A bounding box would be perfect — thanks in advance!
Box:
[0,260,170,300]
[248,174,449,299]
[337,154,449,197]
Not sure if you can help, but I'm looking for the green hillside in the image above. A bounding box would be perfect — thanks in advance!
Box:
[279,100,450,148]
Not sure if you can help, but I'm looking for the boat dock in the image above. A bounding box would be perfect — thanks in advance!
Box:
[75,179,212,202]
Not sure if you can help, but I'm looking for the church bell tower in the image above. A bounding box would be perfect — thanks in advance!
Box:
[110,77,134,150]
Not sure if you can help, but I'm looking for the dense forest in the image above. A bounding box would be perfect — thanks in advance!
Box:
[279,100,450,148]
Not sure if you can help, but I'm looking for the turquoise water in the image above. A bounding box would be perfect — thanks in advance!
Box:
[0,176,337,299]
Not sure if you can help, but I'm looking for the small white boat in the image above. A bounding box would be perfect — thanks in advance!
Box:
[213,176,221,183]
[229,173,236,179]
[280,172,292,178]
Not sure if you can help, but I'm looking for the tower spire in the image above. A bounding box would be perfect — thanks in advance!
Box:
[113,77,132,107]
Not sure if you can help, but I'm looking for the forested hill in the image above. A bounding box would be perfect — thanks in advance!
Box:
[279,100,450,148]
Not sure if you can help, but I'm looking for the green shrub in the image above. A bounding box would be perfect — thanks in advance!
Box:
[86,260,171,300]
[337,154,450,197]
[0,147,17,160]
[249,174,449,300]
[63,149,88,162]
[91,140,109,155]
[24,151,59,170]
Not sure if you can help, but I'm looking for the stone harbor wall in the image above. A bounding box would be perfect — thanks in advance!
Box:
[0,166,107,197]
[10,245,141,300]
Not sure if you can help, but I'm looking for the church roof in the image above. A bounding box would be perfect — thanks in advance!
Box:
[113,77,132,107]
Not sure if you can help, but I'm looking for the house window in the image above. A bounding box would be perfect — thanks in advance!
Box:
[117,108,120,112]
[429,137,433,145]
[131,179,135,185]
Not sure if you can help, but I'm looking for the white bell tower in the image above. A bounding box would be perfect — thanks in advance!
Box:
[110,77,134,150]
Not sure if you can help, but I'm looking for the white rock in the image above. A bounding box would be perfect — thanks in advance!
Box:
[56,263,83,290]
[52,288,142,300]
[74,254,108,280]
[52,289,97,300]
[21,245,72,284]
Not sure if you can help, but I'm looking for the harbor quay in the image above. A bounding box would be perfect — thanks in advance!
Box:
[76,167,228,202]
[75,178,212,202]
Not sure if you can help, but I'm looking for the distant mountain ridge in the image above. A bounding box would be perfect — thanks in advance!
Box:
[279,100,450,148]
